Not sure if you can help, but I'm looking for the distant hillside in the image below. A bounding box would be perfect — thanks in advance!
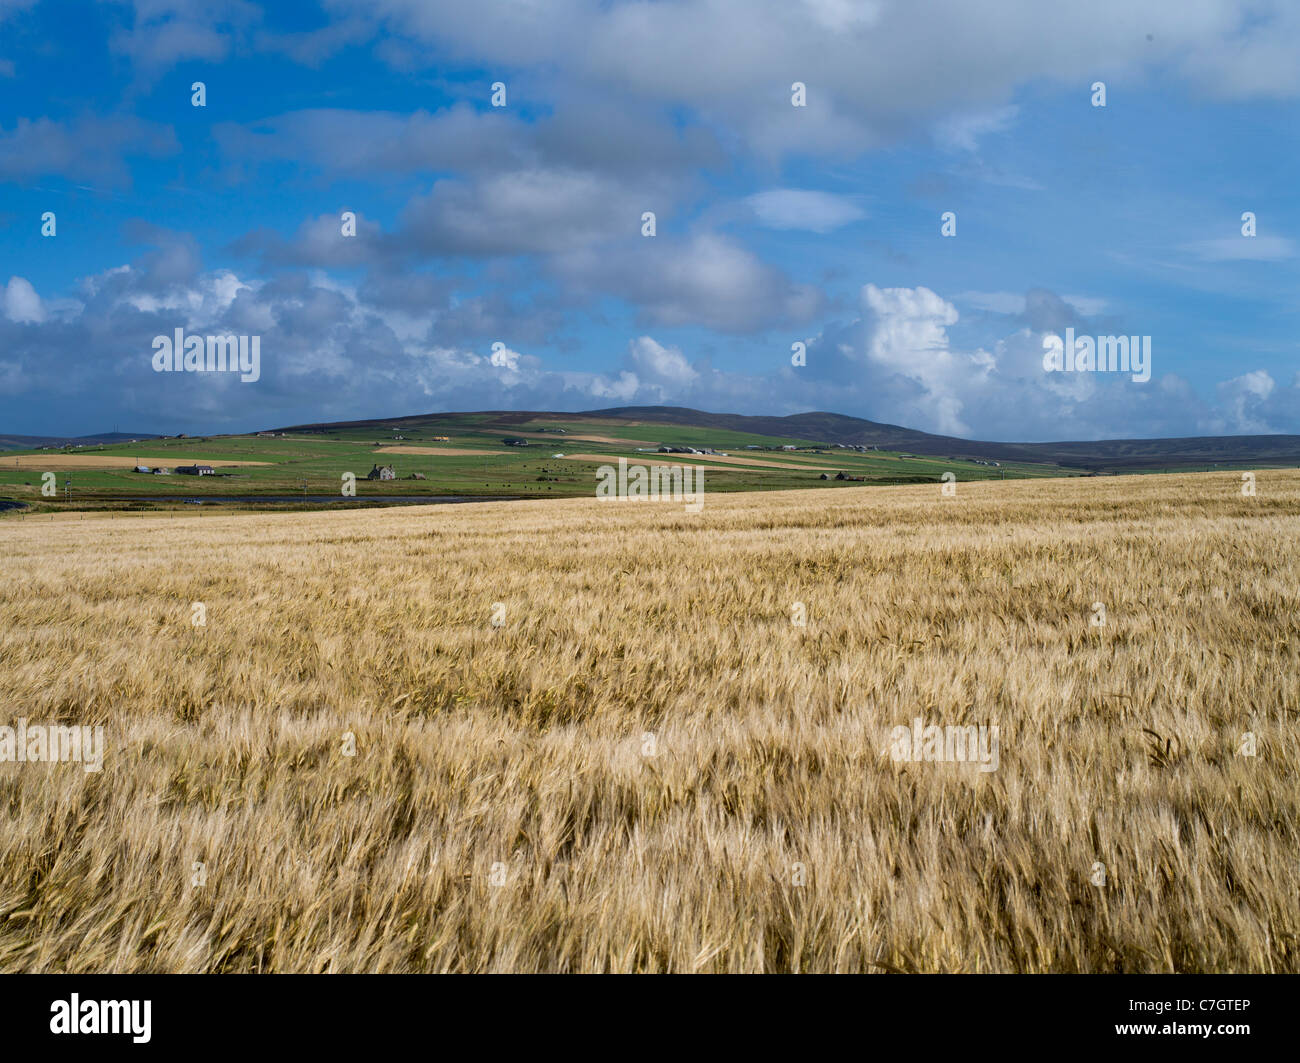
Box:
[0,431,161,452]
[581,406,1300,471]
[270,405,1300,473]
[580,406,975,455]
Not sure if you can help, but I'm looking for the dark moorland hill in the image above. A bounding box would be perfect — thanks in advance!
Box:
[0,431,161,452]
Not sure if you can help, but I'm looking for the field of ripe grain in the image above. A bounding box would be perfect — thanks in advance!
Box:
[1,472,1298,973]
[373,446,512,457]
[559,452,841,471]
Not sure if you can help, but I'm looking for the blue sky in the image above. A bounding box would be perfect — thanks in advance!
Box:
[1,0,1298,440]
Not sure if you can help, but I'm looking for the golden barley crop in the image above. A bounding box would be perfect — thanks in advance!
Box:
[1,471,1298,972]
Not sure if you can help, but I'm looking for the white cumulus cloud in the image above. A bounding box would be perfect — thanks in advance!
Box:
[3,276,45,323]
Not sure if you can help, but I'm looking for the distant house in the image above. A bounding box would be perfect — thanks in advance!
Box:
[367,464,396,480]
[175,464,215,475]
[152,467,172,475]
[133,465,151,474]
[501,438,529,447]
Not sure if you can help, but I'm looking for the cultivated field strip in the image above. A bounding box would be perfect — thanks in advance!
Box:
[0,472,1297,971]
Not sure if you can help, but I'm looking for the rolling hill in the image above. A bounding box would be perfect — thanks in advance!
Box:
[0,431,161,452]
[279,405,1300,473]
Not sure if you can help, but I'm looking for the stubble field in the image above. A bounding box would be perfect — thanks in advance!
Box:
[1,471,1297,972]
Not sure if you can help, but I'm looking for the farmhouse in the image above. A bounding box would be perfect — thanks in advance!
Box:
[175,465,214,476]
[367,464,396,480]
[501,438,529,447]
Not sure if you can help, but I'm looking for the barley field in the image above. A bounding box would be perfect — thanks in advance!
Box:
[1,471,1298,973]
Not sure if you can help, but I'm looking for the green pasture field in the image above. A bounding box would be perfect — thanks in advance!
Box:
[0,411,1073,514]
